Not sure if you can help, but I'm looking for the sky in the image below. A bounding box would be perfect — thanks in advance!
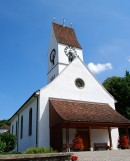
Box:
[0,0,130,120]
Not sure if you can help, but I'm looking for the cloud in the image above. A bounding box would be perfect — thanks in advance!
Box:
[128,57,130,62]
[88,62,113,74]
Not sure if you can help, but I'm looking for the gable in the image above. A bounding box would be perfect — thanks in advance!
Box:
[41,57,115,108]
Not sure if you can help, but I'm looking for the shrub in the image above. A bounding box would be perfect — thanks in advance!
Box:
[44,147,57,153]
[0,132,16,152]
[118,135,129,149]
[72,134,84,151]
[23,147,44,154]
[23,146,57,154]
[0,139,6,153]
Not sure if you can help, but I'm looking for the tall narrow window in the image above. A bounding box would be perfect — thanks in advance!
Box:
[28,108,32,136]
[16,121,18,137]
[20,115,23,139]
[12,125,14,134]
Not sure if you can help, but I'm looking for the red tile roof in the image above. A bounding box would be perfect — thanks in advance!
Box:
[49,98,130,125]
[0,125,10,130]
[53,23,82,49]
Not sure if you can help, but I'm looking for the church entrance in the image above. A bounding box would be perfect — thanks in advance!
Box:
[77,130,90,151]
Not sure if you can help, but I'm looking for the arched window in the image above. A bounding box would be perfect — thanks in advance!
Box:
[20,115,23,139]
[16,121,18,137]
[12,125,14,134]
[28,108,32,136]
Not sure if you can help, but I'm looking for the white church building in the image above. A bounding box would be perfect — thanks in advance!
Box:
[10,22,130,152]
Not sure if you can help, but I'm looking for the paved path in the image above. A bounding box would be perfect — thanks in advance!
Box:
[74,150,130,161]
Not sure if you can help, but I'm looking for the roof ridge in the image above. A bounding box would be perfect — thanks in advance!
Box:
[52,22,72,29]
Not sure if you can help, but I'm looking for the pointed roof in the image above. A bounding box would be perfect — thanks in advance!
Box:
[52,22,82,49]
[50,98,130,126]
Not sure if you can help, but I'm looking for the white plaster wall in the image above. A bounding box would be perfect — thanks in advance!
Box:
[38,58,115,148]
[48,27,59,83]
[58,64,68,73]
[47,58,115,107]
[18,98,37,152]
[111,128,119,149]
[91,128,119,150]
[10,116,18,151]
[91,129,109,149]
[48,65,59,83]
[48,28,58,73]
[11,116,18,133]
[38,95,50,147]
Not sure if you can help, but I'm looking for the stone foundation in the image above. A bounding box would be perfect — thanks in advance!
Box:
[0,153,72,161]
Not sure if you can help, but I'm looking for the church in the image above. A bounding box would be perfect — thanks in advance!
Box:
[10,22,130,152]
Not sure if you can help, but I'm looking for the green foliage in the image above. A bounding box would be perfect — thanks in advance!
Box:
[103,71,130,120]
[0,139,6,153]
[0,132,16,152]
[44,147,57,153]
[0,119,10,128]
[23,146,57,154]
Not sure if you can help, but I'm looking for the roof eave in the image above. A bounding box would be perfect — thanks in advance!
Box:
[9,90,40,122]
[63,120,130,127]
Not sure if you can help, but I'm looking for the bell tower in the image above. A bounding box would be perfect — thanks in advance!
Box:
[47,22,83,83]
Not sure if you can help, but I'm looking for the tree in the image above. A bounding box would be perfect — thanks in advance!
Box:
[103,71,130,120]
[0,119,10,128]
[0,132,16,152]
[0,139,6,153]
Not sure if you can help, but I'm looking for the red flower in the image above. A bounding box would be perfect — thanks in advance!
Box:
[118,135,129,149]
[71,155,78,161]
[72,135,84,151]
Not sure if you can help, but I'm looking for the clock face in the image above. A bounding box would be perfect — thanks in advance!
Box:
[50,49,56,65]
[64,46,77,56]
[64,46,77,62]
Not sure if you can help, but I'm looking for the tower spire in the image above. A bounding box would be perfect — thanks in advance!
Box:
[70,23,72,28]
[62,18,65,26]
[53,17,55,22]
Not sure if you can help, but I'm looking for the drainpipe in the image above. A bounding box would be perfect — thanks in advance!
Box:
[17,113,19,152]
[36,96,39,147]
[34,91,39,147]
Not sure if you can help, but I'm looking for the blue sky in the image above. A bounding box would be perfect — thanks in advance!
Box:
[0,0,130,120]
